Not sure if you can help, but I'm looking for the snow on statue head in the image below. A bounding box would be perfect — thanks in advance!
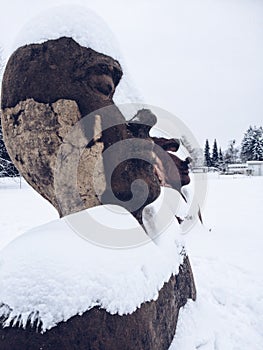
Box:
[11,5,143,106]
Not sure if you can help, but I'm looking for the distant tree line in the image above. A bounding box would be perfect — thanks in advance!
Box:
[0,126,19,177]
[0,47,19,177]
[204,125,263,171]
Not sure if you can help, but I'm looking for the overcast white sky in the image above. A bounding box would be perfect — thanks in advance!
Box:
[0,0,262,150]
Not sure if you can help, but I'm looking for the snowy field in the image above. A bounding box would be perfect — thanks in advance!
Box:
[0,175,262,349]
[171,175,263,350]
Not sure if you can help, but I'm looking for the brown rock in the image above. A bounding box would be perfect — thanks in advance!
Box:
[0,256,196,350]
[1,98,104,217]
[152,137,180,152]
[1,37,122,116]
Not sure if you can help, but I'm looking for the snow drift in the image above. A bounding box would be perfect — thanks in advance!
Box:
[0,189,187,332]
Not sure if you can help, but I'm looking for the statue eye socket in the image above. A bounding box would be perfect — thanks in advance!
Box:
[93,64,122,87]
[97,64,109,74]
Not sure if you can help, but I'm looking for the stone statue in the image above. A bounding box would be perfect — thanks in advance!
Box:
[0,36,196,350]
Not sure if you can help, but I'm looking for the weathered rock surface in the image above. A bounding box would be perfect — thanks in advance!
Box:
[0,256,196,350]
[1,98,104,217]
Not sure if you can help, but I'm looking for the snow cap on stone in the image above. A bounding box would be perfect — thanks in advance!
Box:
[12,4,144,106]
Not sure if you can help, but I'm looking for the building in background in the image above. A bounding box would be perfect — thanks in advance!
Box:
[226,164,248,175]
[247,161,263,176]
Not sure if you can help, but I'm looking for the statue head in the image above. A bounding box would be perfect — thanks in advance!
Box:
[1,37,160,223]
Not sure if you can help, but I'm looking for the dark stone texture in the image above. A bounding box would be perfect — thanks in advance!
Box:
[0,257,196,350]
[152,137,180,152]
[1,37,122,116]
[152,137,191,191]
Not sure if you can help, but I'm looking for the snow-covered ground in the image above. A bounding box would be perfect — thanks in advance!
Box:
[171,175,263,350]
[0,175,262,349]
[0,178,58,251]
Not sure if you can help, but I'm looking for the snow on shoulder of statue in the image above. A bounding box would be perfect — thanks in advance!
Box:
[12,4,144,107]
[0,199,184,332]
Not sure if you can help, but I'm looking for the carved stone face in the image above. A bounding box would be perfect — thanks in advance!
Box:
[152,138,191,191]
[1,37,161,222]
[87,64,117,99]
[166,153,191,188]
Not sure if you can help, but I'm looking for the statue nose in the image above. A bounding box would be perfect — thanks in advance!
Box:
[96,80,114,96]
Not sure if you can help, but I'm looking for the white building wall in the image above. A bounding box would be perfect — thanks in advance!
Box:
[247,161,263,176]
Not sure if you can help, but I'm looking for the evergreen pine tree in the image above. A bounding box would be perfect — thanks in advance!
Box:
[241,126,254,161]
[0,126,8,176]
[241,126,263,161]
[0,48,19,177]
[211,139,219,167]
[224,140,239,164]
[0,123,20,177]
[204,139,212,167]
[218,147,225,171]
